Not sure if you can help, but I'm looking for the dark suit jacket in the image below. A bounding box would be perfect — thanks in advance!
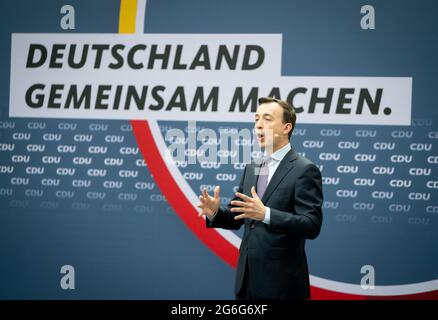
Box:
[207,146,323,300]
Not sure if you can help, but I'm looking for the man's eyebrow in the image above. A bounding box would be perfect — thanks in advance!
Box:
[255,113,273,117]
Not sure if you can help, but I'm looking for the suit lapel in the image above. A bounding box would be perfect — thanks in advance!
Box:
[261,148,298,204]
[246,163,258,194]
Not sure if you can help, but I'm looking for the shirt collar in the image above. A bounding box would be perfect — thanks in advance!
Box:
[265,143,291,162]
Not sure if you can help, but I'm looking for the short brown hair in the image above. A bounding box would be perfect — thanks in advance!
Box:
[258,97,296,138]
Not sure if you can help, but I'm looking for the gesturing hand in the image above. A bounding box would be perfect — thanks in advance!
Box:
[231,186,266,221]
[197,186,221,219]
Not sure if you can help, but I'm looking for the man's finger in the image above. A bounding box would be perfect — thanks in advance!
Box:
[230,207,247,213]
[230,200,247,207]
[199,195,206,203]
[202,189,210,199]
[214,186,220,199]
[235,192,252,202]
[234,214,248,220]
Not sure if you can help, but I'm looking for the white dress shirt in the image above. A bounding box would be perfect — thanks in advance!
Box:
[262,143,291,225]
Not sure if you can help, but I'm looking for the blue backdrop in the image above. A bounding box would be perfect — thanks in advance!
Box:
[0,0,437,299]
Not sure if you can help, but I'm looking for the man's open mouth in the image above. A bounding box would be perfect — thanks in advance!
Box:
[256,132,265,139]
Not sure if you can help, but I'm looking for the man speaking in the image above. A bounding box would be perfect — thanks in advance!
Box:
[198,97,323,300]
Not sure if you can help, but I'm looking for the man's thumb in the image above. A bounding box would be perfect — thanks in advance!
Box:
[251,186,259,199]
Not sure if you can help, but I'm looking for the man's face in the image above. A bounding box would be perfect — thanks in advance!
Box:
[255,102,289,150]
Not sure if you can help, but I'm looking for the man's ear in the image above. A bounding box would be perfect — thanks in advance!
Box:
[284,123,293,135]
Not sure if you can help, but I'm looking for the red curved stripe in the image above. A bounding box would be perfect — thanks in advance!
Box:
[130,120,437,300]
[311,286,438,300]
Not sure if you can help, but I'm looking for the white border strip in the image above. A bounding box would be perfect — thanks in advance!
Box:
[135,0,147,34]
[310,275,438,296]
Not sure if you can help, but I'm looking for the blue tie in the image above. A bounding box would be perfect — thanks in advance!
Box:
[256,157,269,199]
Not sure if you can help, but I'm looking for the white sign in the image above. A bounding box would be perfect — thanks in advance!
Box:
[10,33,412,125]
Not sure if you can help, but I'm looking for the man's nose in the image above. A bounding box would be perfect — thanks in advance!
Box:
[255,119,263,129]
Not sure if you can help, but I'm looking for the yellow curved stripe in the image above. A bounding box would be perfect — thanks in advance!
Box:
[119,0,137,33]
